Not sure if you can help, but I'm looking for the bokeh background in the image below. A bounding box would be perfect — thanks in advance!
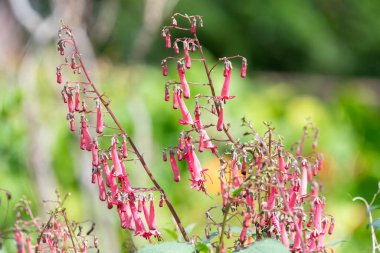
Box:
[1,0,380,252]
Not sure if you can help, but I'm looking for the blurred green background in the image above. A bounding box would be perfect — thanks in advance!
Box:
[1,0,380,252]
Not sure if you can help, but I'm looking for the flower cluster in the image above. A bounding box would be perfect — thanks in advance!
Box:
[160,14,334,253]
[1,192,98,253]
[161,14,247,192]
[55,24,167,241]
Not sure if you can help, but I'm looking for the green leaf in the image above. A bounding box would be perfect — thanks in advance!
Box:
[238,239,290,253]
[185,223,196,234]
[137,242,194,253]
[163,228,178,240]
[232,187,243,198]
[196,242,210,253]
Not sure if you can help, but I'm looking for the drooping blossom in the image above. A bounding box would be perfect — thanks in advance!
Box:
[67,89,74,113]
[101,155,112,187]
[96,98,104,133]
[183,41,191,69]
[173,85,179,109]
[96,169,106,201]
[173,42,179,54]
[80,116,92,151]
[190,16,197,34]
[67,112,75,132]
[241,57,247,78]
[161,60,168,76]
[176,89,194,125]
[111,137,123,177]
[74,84,81,111]
[300,159,308,196]
[164,83,170,101]
[122,135,128,158]
[165,30,171,48]
[216,102,224,131]
[220,60,234,100]
[56,67,62,84]
[177,61,190,99]
[91,139,99,166]
[15,228,25,253]
[169,148,180,182]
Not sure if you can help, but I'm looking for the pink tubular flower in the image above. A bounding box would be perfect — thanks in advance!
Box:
[313,198,323,232]
[194,99,202,129]
[202,130,217,151]
[183,41,191,69]
[173,42,179,54]
[129,200,147,236]
[96,170,106,201]
[198,130,205,152]
[241,57,247,78]
[111,137,123,177]
[172,18,177,27]
[165,31,171,48]
[173,85,179,109]
[231,152,240,187]
[161,60,168,76]
[91,139,99,166]
[177,61,190,99]
[220,60,234,100]
[216,103,224,131]
[177,89,194,125]
[164,83,170,101]
[67,89,74,113]
[187,145,205,190]
[26,237,33,253]
[74,85,80,111]
[117,204,128,229]
[122,135,128,158]
[169,149,180,182]
[280,222,289,248]
[300,159,308,196]
[56,68,62,84]
[80,116,92,151]
[162,150,167,162]
[119,174,133,192]
[71,56,77,69]
[67,113,75,132]
[96,99,104,134]
[148,198,161,238]
[190,17,197,34]
[221,179,228,207]
[15,228,25,253]
[101,155,111,187]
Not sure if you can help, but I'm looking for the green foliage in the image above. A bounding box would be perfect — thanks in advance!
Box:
[137,242,194,253]
[238,239,290,253]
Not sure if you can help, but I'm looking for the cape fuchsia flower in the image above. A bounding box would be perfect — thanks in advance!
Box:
[15,228,25,253]
[169,148,180,182]
[122,135,128,158]
[25,236,33,253]
[148,198,161,238]
[216,102,224,131]
[172,17,177,27]
[56,67,62,84]
[183,41,191,69]
[300,159,308,196]
[177,89,194,125]
[173,42,179,54]
[161,60,168,76]
[67,89,74,113]
[173,85,179,109]
[91,139,99,166]
[164,83,170,101]
[220,60,235,100]
[96,99,104,133]
[111,137,123,177]
[67,112,75,132]
[177,61,190,99]
[96,169,106,201]
[71,56,77,69]
[165,30,171,48]
[190,16,197,34]
[101,155,111,187]
[241,57,247,78]
[80,116,92,151]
